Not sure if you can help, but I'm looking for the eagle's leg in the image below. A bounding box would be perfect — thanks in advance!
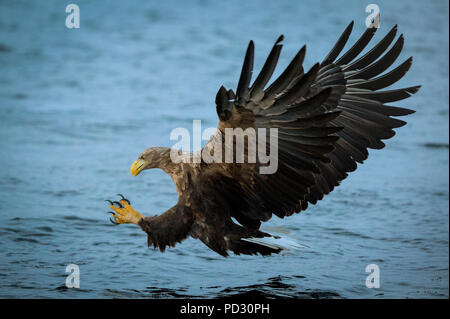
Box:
[106,195,144,225]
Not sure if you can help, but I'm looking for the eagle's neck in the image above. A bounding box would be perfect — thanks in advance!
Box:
[151,148,190,195]
[152,148,181,174]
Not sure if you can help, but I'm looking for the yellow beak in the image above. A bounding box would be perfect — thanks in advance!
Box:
[130,159,147,177]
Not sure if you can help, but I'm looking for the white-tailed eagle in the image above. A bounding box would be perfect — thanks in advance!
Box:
[106,22,419,256]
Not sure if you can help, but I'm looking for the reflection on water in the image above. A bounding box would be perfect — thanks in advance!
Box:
[0,0,448,298]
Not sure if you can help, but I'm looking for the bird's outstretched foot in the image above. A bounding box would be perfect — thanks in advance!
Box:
[106,194,144,225]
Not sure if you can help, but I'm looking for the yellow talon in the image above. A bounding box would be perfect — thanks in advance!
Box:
[108,198,144,225]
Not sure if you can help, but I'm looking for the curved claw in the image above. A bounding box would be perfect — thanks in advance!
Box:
[105,200,113,205]
[107,211,116,215]
[112,201,123,208]
[109,217,119,225]
[117,194,131,204]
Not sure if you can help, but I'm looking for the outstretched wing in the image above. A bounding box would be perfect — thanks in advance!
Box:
[200,22,419,231]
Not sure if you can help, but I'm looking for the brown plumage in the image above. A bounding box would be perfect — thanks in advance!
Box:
[108,22,420,257]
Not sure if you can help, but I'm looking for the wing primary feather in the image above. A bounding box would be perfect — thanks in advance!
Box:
[250,35,284,94]
[338,112,396,139]
[346,34,404,80]
[321,21,354,66]
[335,26,377,65]
[265,87,332,120]
[273,63,320,107]
[236,40,255,101]
[264,45,306,98]
[349,85,421,103]
[339,97,415,116]
[343,25,398,71]
[279,126,343,135]
[349,56,413,91]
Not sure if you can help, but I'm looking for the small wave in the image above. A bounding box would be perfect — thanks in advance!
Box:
[326,227,372,239]
[42,190,82,198]
[55,285,92,293]
[13,93,27,100]
[215,288,341,299]
[0,44,11,52]
[421,142,449,149]
[36,226,53,233]
[215,275,340,299]
[14,237,40,244]
[62,215,99,223]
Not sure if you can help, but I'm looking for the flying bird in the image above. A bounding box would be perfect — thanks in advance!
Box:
[106,22,419,256]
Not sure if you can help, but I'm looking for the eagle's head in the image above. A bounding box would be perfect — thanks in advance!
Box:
[130,147,170,176]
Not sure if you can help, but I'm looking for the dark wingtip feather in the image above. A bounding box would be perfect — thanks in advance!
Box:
[386,105,416,116]
[236,40,255,99]
[321,21,354,66]
[250,35,285,93]
[344,24,398,71]
[407,85,421,94]
[405,56,414,73]
[347,33,406,82]
[392,118,407,128]
[354,85,421,103]
[356,56,414,91]
[215,86,230,121]
[336,24,377,65]
[215,85,228,105]
[264,45,306,98]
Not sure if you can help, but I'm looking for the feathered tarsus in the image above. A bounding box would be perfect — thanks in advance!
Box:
[110,22,419,257]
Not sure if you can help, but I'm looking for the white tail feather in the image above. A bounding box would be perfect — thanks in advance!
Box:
[241,235,309,252]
